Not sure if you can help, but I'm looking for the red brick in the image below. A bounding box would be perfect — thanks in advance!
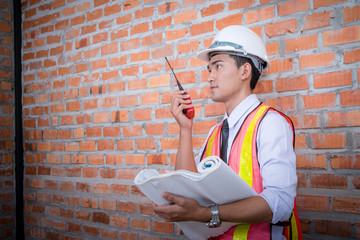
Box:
[160,138,179,150]
[93,183,109,194]
[276,75,309,92]
[110,184,129,195]
[116,14,132,25]
[136,138,156,149]
[344,48,360,64]
[201,3,224,17]
[302,93,336,109]
[158,2,179,14]
[216,13,243,30]
[152,16,171,29]
[121,66,139,76]
[265,58,293,74]
[139,202,153,215]
[152,221,174,234]
[100,228,117,239]
[352,177,360,190]
[290,114,319,129]
[314,0,347,9]
[147,154,167,165]
[131,22,149,35]
[229,0,255,10]
[314,70,352,88]
[245,6,274,24]
[134,6,154,19]
[125,154,145,165]
[99,168,116,179]
[331,155,360,169]
[334,196,360,214]
[278,0,308,16]
[75,209,91,221]
[265,96,296,111]
[142,33,162,46]
[325,111,360,128]
[297,195,329,212]
[340,89,360,106]
[111,28,128,40]
[190,21,214,36]
[311,174,347,189]
[148,75,170,88]
[123,0,140,10]
[265,19,297,37]
[166,28,188,41]
[83,225,99,236]
[205,103,225,116]
[151,45,173,59]
[303,11,332,30]
[177,40,200,54]
[131,51,150,62]
[131,218,150,230]
[132,108,151,121]
[314,219,352,236]
[118,169,138,179]
[323,26,360,47]
[99,198,116,211]
[110,215,128,228]
[296,154,327,169]
[252,80,272,94]
[312,133,346,149]
[183,0,206,7]
[285,35,317,52]
[300,52,335,69]
[344,5,360,23]
[104,3,121,16]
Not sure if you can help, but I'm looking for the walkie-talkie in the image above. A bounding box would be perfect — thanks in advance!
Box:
[165,57,195,119]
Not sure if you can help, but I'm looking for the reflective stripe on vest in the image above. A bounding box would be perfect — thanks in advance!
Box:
[201,103,302,240]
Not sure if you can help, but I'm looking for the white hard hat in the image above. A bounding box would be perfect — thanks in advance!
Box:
[197,25,269,74]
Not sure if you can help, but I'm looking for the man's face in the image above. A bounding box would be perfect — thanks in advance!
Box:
[207,54,245,104]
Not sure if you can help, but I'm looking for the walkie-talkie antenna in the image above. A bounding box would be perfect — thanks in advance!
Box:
[165,57,184,91]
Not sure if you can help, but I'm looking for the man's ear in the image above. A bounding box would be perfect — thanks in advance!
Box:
[240,62,252,80]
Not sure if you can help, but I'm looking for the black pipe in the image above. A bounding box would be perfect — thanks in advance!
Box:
[14,0,24,239]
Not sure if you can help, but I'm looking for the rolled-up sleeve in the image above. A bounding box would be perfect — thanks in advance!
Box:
[257,111,297,224]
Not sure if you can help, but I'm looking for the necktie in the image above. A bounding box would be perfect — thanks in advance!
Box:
[220,119,229,163]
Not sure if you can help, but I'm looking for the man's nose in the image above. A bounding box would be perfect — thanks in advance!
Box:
[207,71,215,83]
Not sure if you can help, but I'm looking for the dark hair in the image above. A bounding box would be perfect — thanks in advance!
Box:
[229,55,260,90]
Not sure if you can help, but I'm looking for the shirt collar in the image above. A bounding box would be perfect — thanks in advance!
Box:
[223,94,260,129]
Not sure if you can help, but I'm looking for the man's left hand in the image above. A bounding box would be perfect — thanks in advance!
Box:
[153,192,210,223]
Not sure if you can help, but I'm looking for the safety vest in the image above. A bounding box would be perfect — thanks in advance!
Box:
[200,102,303,240]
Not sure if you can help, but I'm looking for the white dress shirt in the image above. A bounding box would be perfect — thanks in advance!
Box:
[195,94,297,240]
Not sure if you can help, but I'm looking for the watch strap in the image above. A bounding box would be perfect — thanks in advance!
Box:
[206,204,221,228]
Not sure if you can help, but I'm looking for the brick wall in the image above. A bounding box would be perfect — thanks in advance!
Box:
[20,0,359,239]
[0,0,15,239]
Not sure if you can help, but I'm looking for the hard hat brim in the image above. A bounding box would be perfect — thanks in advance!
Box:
[197,46,247,62]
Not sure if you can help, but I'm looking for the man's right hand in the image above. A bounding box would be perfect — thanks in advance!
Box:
[170,90,194,129]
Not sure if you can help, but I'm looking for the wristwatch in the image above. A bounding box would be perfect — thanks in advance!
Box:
[206,204,222,228]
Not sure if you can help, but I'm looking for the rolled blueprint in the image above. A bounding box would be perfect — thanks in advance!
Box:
[133,156,257,240]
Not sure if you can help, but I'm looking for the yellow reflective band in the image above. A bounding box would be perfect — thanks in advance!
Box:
[233,224,251,240]
[290,212,298,239]
[239,106,269,187]
[206,126,220,157]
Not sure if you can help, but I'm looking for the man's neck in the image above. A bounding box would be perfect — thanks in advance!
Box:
[225,90,252,116]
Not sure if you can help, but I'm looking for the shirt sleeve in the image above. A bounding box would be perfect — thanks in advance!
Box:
[257,111,297,224]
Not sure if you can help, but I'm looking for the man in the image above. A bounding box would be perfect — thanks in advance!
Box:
[154,25,302,240]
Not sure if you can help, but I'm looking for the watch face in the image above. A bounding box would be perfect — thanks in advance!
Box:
[206,221,221,228]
